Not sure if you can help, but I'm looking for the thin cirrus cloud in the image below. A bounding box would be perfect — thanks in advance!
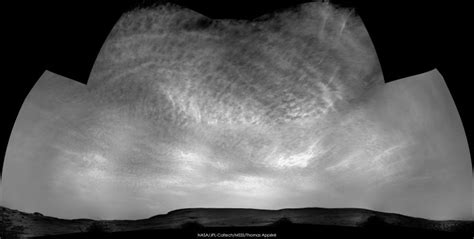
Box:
[1,2,472,220]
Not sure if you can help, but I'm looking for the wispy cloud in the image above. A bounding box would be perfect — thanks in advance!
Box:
[1,1,471,221]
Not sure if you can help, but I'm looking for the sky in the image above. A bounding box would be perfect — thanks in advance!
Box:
[1,2,472,220]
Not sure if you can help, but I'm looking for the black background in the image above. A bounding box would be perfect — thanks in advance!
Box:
[2,0,471,176]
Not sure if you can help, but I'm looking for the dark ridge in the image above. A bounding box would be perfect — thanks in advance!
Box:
[166,207,276,214]
[2,206,473,239]
[270,217,294,227]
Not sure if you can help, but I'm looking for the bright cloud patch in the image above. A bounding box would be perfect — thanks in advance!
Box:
[1,2,471,221]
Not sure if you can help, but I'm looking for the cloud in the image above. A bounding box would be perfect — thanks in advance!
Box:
[2,70,471,220]
[1,1,471,221]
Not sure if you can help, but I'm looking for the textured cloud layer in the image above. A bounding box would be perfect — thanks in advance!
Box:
[89,2,382,127]
[2,2,471,220]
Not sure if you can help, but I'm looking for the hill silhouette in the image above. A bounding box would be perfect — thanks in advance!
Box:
[1,206,472,238]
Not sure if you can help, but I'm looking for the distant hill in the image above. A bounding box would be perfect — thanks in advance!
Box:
[1,206,472,238]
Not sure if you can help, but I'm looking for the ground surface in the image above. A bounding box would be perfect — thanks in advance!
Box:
[1,206,472,238]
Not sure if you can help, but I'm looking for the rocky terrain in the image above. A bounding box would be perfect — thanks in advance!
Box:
[1,206,472,238]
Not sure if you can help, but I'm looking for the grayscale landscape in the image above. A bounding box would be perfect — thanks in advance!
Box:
[1,206,472,238]
[1,1,472,238]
